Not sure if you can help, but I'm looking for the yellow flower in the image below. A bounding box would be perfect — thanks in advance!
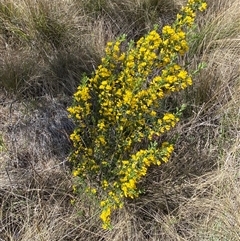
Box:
[91,188,97,194]
[199,2,207,11]
[72,169,80,177]
[98,136,106,145]
[100,207,111,227]
[97,121,105,130]
[162,25,175,35]
[121,184,128,197]
[126,61,134,68]
[123,90,133,105]
[118,53,125,61]
[74,86,91,102]
[178,70,188,79]
[102,180,108,189]
[150,110,157,117]
[72,185,77,193]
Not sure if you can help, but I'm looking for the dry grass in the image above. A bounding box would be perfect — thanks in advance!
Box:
[0,0,240,240]
[0,0,178,96]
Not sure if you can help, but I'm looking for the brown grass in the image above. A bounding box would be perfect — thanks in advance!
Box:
[0,0,240,240]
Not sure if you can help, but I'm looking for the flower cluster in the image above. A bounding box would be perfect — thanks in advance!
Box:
[68,0,207,229]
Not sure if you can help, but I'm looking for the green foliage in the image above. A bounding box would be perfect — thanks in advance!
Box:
[68,0,207,229]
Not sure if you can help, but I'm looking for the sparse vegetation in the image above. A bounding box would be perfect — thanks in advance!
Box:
[0,0,239,240]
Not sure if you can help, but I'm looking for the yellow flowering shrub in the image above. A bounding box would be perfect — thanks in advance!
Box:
[68,0,207,229]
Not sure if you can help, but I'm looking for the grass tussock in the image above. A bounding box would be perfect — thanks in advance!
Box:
[0,0,179,97]
[0,0,240,240]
